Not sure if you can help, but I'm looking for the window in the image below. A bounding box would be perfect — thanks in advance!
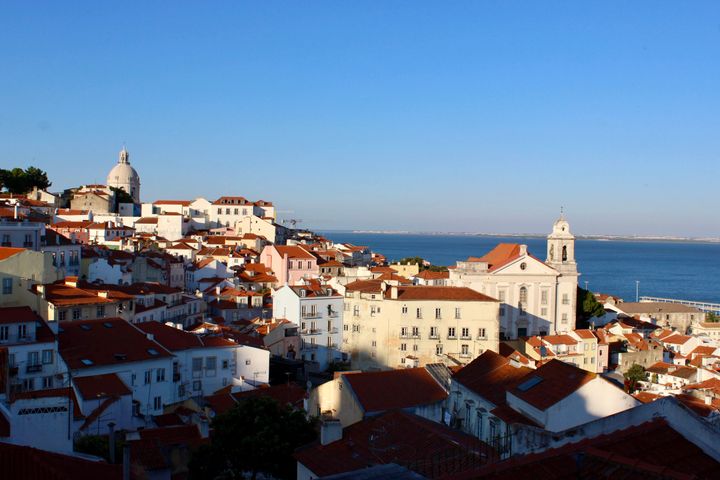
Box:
[343,324,348,331]
[455,307,461,319]
[402,305,408,315]
[519,287,528,305]
[18,324,27,339]
[193,380,202,391]
[0,326,7,341]
[353,305,359,317]
[448,327,456,339]
[27,351,39,366]
[42,350,53,364]
[144,370,152,384]
[156,368,166,382]
[561,313,568,324]
[461,344,470,356]
[234,208,238,215]
[371,340,377,347]
[400,343,407,351]
[96,306,105,318]
[206,356,217,377]
[478,328,487,339]
[2,278,12,295]
[217,208,222,214]
[540,308,547,316]
[412,326,420,337]
[436,344,443,355]
[43,376,53,389]
[498,291,505,302]
[541,290,548,305]
[153,396,162,410]
[562,294,569,305]
[72,308,81,320]
[435,308,442,320]
[413,344,418,351]
[416,308,422,319]
[400,326,408,338]
[23,378,35,391]
[430,326,438,338]
[225,208,230,215]
[289,261,294,269]
[58,310,66,321]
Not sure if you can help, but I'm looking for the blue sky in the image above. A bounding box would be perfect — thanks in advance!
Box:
[1,1,719,236]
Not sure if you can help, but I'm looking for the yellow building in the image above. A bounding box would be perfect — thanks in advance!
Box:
[343,279,499,370]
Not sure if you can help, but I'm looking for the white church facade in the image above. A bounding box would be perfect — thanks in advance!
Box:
[449,216,579,339]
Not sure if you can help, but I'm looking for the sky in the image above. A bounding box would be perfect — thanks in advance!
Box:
[1,1,719,237]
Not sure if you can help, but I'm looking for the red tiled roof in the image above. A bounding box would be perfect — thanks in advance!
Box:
[467,243,522,271]
[153,200,191,206]
[73,373,131,400]
[342,368,447,413]
[464,418,720,479]
[0,247,24,261]
[453,351,533,406]
[508,359,599,411]
[59,318,172,369]
[137,322,236,350]
[0,442,121,479]
[414,269,450,280]
[295,410,492,478]
[392,286,498,302]
[274,245,315,260]
[0,306,42,325]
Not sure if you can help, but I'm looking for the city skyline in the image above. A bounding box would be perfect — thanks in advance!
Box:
[2,1,719,236]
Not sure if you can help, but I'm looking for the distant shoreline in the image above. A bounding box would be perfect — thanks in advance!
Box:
[318,230,720,244]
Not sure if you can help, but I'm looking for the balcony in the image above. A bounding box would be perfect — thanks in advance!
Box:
[459,353,472,358]
[411,334,421,340]
[429,334,440,340]
[447,335,457,340]
[461,336,472,340]
[26,364,42,374]
[328,327,339,334]
[301,312,322,319]
[301,328,322,335]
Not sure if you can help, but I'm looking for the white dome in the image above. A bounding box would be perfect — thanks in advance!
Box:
[107,162,140,185]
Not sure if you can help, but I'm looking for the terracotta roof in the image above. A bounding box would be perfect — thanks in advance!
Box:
[345,279,384,294]
[134,217,159,225]
[0,306,42,325]
[73,373,132,400]
[633,391,661,403]
[392,286,498,302]
[37,281,117,306]
[153,200,191,206]
[454,351,533,406]
[414,269,450,280]
[465,418,720,479]
[620,302,704,314]
[274,245,315,260]
[573,329,596,340]
[59,318,172,369]
[0,247,25,261]
[508,359,598,411]
[137,321,236,350]
[0,442,121,479]
[542,334,578,346]
[342,368,447,413]
[467,243,522,271]
[294,410,491,478]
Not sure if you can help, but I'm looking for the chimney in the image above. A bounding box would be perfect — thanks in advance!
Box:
[320,419,342,446]
[705,394,712,406]
[13,204,18,220]
[65,277,78,287]
[215,286,221,296]
[520,244,528,255]
[36,284,45,298]
[390,285,398,300]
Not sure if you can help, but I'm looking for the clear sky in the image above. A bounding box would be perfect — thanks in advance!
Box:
[1,1,719,236]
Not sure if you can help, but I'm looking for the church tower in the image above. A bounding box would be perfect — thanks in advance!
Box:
[546,213,577,274]
[546,213,579,333]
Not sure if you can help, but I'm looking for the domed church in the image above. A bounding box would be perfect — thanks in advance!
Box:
[107,147,141,203]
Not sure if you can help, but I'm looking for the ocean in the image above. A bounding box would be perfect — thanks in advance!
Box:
[320,232,720,305]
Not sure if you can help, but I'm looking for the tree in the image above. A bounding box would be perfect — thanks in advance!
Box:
[706,312,719,323]
[624,363,646,393]
[576,287,605,325]
[188,396,317,480]
[109,186,134,210]
[0,166,51,194]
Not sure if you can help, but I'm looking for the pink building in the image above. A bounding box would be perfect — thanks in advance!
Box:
[260,245,319,286]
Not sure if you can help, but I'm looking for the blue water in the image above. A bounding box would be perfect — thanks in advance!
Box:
[321,232,720,304]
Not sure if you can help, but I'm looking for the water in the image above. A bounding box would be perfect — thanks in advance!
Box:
[321,232,720,304]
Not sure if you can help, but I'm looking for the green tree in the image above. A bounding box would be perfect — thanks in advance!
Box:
[706,312,719,323]
[0,166,51,194]
[576,287,605,322]
[624,363,646,393]
[188,396,317,480]
[109,186,134,210]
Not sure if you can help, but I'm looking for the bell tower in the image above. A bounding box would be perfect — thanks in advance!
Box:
[546,212,576,273]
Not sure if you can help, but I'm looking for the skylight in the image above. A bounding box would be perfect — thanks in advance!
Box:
[147,348,159,356]
[103,322,113,328]
[80,324,91,331]
[517,376,543,392]
[80,359,94,366]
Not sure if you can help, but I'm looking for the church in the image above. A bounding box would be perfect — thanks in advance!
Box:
[106,147,141,204]
[449,216,580,339]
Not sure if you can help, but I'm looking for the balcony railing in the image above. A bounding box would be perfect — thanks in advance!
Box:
[301,312,322,319]
[302,329,322,335]
[461,335,472,340]
[447,335,457,340]
[26,364,42,374]
[429,334,439,340]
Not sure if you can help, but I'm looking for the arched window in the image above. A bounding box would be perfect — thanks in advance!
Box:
[562,245,568,262]
[519,287,528,305]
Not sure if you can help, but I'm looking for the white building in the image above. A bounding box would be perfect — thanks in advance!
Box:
[272,281,345,370]
[106,147,141,203]
[450,216,579,339]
